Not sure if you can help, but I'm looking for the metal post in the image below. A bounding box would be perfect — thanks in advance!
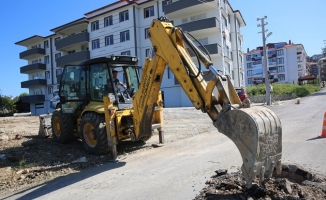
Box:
[257,16,272,105]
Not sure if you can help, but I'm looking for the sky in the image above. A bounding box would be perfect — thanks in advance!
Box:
[0,0,325,97]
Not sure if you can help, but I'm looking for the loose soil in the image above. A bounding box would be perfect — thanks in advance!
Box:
[194,165,326,200]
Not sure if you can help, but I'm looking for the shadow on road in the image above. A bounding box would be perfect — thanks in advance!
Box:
[309,91,326,97]
[306,136,325,141]
[2,161,126,200]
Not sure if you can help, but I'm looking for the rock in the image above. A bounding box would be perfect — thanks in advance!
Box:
[215,169,227,176]
[279,179,292,194]
[295,168,313,180]
[15,134,22,140]
[0,134,9,141]
[152,143,164,148]
[72,157,87,163]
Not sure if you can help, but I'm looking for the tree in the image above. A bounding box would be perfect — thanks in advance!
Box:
[15,93,30,113]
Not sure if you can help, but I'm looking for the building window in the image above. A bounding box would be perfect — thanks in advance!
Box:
[277,66,285,72]
[144,6,154,18]
[55,53,61,59]
[68,50,75,54]
[104,16,113,27]
[56,69,62,76]
[190,13,206,22]
[247,70,253,77]
[120,30,130,42]
[222,15,227,28]
[146,48,155,57]
[246,55,251,61]
[44,41,49,48]
[91,21,99,31]
[182,18,188,23]
[121,51,130,55]
[105,35,114,46]
[277,57,284,64]
[278,74,285,81]
[31,45,37,49]
[145,28,150,39]
[48,86,53,95]
[119,10,129,22]
[276,49,283,56]
[297,56,301,62]
[162,0,172,12]
[247,63,252,69]
[92,39,100,49]
[45,71,50,79]
[44,56,49,64]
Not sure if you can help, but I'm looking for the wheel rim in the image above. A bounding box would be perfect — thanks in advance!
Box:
[53,116,61,136]
[83,123,97,147]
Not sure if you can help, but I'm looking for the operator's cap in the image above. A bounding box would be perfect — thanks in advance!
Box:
[112,70,118,73]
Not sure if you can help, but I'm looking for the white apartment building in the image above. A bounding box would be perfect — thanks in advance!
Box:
[16,0,245,115]
[244,41,307,85]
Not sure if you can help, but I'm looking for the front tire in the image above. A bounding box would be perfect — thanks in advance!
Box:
[51,109,74,143]
[80,112,108,155]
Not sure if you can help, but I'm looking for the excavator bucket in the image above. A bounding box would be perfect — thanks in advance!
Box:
[214,106,282,187]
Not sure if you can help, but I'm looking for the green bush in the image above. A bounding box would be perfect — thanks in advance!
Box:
[246,83,320,97]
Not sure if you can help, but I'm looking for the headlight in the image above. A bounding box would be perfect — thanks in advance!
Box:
[112,56,116,61]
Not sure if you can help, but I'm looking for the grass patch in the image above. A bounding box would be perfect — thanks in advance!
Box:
[246,83,321,97]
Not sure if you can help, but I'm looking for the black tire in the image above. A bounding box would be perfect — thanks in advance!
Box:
[80,112,108,155]
[51,109,74,143]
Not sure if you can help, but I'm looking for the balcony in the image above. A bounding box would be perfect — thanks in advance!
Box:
[19,48,45,60]
[56,32,89,51]
[165,0,214,18]
[188,43,222,57]
[56,50,90,67]
[178,17,220,35]
[20,63,46,74]
[22,95,45,103]
[21,79,47,88]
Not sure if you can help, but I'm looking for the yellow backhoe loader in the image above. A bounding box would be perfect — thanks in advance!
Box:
[50,17,282,187]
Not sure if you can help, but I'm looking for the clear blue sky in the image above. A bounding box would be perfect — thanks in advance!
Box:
[0,0,325,97]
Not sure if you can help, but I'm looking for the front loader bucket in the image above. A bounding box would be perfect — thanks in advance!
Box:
[214,106,282,187]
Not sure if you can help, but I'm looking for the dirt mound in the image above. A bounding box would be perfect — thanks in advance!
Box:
[194,165,326,200]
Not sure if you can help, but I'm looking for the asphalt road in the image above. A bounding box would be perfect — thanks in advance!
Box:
[2,88,326,200]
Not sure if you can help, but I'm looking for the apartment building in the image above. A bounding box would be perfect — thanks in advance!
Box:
[318,58,326,82]
[244,41,307,85]
[16,0,246,114]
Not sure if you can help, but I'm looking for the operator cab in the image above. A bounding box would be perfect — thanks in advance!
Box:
[58,55,141,114]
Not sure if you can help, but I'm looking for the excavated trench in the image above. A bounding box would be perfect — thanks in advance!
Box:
[194,164,326,200]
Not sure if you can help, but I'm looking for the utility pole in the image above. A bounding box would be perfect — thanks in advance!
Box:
[257,16,272,105]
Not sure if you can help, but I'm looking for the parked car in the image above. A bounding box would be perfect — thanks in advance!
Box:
[235,87,248,101]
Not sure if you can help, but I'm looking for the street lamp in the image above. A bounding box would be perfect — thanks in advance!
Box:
[258,16,273,105]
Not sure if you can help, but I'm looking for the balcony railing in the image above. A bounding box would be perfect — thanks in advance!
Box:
[21,95,45,103]
[56,32,89,51]
[20,63,46,74]
[164,0,214,16]
[21,79,47,88]
[19,48,45,60]
[177,17,220,33]
[56,50,90,67]
[187,43,222,57]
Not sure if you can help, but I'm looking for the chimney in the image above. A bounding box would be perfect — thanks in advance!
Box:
[247,48,249,53]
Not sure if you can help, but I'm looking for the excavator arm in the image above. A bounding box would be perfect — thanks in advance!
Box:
[132,17,282,187]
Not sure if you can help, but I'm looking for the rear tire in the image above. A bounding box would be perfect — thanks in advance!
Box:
[80,112,108,155]
[51,109,74,143]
